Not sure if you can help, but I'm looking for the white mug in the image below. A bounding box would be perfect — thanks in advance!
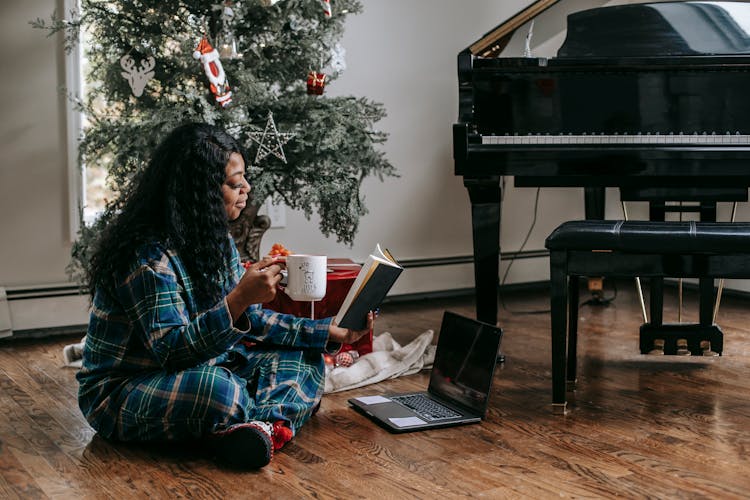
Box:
[285,254,327,302]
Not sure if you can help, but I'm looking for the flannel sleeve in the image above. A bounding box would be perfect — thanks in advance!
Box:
[232,246,331,350]
[117,262,247,372]
[245,304,332,351]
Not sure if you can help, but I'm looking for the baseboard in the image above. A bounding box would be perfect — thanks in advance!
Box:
[384,280,550,304]
[398,249,549,269]
[3,284,89,338]
[9,324,88,340]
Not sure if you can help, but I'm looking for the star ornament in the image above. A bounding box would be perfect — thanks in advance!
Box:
[247,111,296,164]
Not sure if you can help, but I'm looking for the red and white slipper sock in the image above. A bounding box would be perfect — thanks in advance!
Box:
[208,421,274,468]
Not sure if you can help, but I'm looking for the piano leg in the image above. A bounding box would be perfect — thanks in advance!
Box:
[464,176,502,327]
[584,187,605,220]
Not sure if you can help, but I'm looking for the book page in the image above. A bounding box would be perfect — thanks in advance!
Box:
[334,254,376,325]
[333,243,402,326]
[375,243,401,267]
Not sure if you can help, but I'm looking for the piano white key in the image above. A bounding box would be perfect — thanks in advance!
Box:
[480,133,750,145]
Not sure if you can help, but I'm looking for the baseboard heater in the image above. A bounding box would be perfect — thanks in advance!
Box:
[1,284,88,339]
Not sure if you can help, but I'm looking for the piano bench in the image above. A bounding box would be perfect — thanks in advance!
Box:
[544,219,750,415]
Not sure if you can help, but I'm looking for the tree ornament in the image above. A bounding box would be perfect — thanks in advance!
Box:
[335,350,360,368]
[248,111,295,164]
[213,1,240,59]
[306,71,326,95]
[321,0,332,17]
[193,37,233,108]
[120,55,155,97]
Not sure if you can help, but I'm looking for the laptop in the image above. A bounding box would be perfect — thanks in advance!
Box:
[348,311,503,433]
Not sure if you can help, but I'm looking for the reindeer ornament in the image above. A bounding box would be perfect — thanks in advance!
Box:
[193,37,233,108]
[120,55,155,97]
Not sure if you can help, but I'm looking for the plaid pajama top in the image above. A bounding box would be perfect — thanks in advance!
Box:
[77,239,332,438]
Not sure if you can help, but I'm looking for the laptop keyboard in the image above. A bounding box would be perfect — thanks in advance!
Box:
[391,394,461,421]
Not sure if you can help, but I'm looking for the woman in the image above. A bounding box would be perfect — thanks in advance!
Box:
[78,123,371,469]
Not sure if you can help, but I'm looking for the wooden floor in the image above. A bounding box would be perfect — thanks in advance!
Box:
[2,282,750,499]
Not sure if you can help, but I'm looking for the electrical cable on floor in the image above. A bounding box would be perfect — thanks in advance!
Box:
[500,188,551,315]
[499,188,619,314]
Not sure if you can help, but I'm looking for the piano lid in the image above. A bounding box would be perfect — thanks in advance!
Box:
[558,1,750,58]
[468,0,560,57]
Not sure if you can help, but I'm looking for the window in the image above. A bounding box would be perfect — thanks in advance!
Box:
[64,0,112,238]
[64,0,83,241]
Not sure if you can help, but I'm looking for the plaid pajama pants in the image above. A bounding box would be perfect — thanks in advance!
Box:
[115,346,325,441]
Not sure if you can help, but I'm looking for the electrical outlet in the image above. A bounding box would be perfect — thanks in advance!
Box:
[265,199,286,228]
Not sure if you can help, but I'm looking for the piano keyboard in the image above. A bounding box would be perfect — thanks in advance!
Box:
[481,133,750,146]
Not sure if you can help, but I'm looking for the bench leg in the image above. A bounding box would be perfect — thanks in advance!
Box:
[550,251,568,414]
[567,275,579,391]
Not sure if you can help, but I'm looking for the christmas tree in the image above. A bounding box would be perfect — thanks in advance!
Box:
[34,0,395,280]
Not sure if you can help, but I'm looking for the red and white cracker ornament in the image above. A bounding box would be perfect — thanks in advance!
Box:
[320,0,332,17]
[193,37,232,108]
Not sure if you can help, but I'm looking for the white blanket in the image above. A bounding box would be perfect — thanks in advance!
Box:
[325,330,436,393]
[62,336,86,368]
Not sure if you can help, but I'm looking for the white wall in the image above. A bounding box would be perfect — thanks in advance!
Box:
[0,0,73,287]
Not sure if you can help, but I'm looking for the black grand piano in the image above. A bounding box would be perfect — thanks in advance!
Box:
[454,0,750,327]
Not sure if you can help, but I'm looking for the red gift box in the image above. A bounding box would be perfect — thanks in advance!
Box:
[263,258,373,355]
[306,71,326,95]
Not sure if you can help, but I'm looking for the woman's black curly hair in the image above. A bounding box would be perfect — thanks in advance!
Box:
[86,123,247,306]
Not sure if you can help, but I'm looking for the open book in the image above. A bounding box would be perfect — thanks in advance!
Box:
[334,244,403,330]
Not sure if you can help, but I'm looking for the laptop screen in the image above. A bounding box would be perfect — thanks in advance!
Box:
[427,311,503,415]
